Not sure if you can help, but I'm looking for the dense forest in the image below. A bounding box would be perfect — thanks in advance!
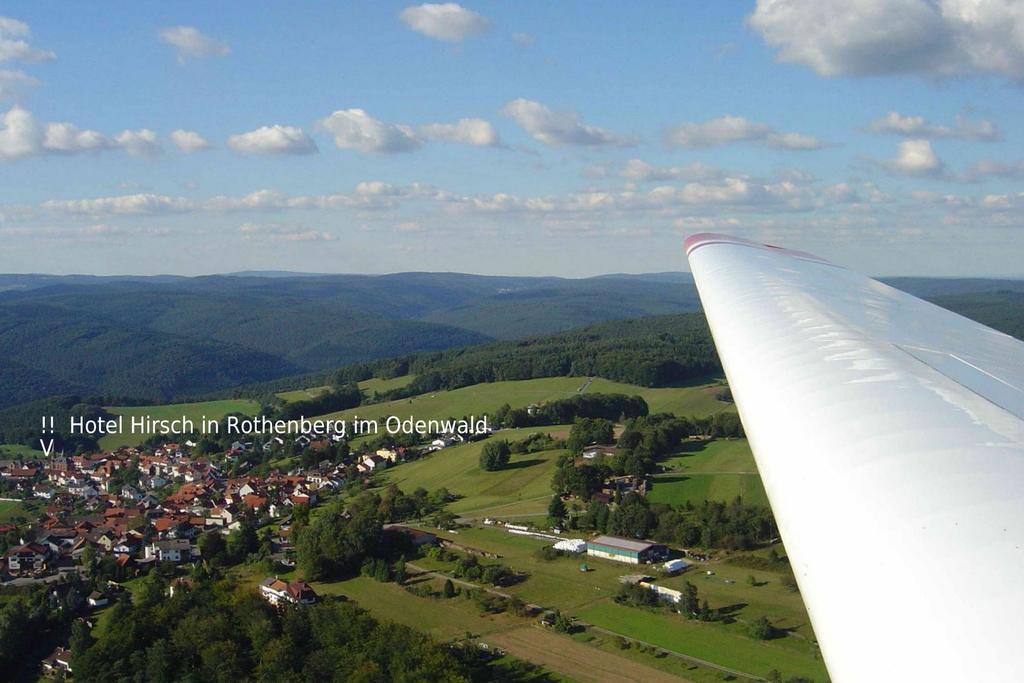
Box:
[3,275,1024,447]
[0,271,704,409]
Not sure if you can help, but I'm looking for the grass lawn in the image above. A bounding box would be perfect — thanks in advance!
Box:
[99,399,261,450]
[577,602,827,682]
[378,427,567,519]
[318,575,737,683]
[423,525,827,681]
[313,376,734,429]
[0,443,42,458]
[647,439,769,507]
[275,385,331,402]
[0,499,33,524]
[358,375,416,396]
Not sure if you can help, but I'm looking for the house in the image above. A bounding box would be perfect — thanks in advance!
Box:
[582,443,620,460]
[357,455,386,474]
[259,577,318,606]
[42,646,73,676]
[145,539,193,564]
[390,525,438,548]
[585,535,668,565]
[375,448,401,463]
[87,591,109,608]
[7,542,51,573]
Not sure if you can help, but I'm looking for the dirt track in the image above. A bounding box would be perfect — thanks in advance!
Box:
[487,627,691,683]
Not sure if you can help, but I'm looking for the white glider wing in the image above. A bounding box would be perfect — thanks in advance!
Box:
[685,233,1024,681]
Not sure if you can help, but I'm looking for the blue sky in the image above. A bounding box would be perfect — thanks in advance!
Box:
[1,1,1023,276]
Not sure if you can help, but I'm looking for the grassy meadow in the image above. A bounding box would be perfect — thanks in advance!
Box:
[99,398,260,450]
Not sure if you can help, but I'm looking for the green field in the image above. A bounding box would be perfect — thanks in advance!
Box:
[0,499,32,524]
[276,375,418,403]
[358,374,417,396]
[99,399,261,450]
[647,439,769,507]
[417,525,826,681]
[576,602,826,681]
[275,385,332,402]
[315,376,733,427]
[0,443,41,458]
[379,426,567,519]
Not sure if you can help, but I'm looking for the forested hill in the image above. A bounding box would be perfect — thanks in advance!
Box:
[0,272,702,408]
[1,271,1023,413]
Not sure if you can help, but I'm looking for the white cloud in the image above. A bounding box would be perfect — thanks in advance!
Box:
[0,16,55,64]
[885,139,945,176]
[749,0,1024,79]
[0,107,168,160]
[0,105,40,159]
[158,26,230,64]
[665,115,824,150]
[226,125,316,155]
[114,129,161,156]
[869,111,1001,140]
[418,118,501,146]
[42,194,193,215]
[0,68,38,101]
[966,159,1024,179]
[170,129,211,152]
[319,109,421,153]
[43,122,111,153]
[512,32,535,46]
[620,159,722,182]
[502,98,634,147]
[239,222,335,242]
[399,3,491,43]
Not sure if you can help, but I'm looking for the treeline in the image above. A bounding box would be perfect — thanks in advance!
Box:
[571,493,778,551]
[0,395,106,451]
[275,381,361,419]
[206,313,721,405]
[551,413,744,496]
[70,576,497,682]
[346,314,720,397]
[495,393,649,429]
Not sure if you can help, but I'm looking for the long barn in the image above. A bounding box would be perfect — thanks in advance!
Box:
[585,535,667,564]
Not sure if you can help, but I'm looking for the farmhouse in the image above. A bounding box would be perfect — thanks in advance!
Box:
[259,577,318,606]
[7,543,52,573]
[586,535,667,564]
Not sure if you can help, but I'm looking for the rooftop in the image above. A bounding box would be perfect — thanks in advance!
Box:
[587,535,660,553]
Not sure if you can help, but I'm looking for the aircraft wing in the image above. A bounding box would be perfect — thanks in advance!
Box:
[685,233,1024,681]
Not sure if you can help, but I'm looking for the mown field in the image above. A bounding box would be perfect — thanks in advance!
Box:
[0,499,32,524]
[647,439,768,507]
[99,398,261,450]
[0,443,40,458]
[276,375,418,403]
[315,574,746,682]
[378,426,569,520]
[414,525,827,682]
[314,376,733,428]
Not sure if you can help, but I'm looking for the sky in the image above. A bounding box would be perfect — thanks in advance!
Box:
[1,1,1023,277]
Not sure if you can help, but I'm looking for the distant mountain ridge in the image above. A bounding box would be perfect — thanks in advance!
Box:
[0,270,1022,410]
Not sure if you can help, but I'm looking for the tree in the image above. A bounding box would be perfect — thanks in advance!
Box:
[479,440,511,471]
[393,557,406,584]
[548,495,566,523]
[567,417,615,453]
[198,532,227,566]
[442,579,456,598]
[679,581,699,617]
[748,616,777,640]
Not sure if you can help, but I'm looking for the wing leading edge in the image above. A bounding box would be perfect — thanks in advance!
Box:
[686,233,1024,681]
